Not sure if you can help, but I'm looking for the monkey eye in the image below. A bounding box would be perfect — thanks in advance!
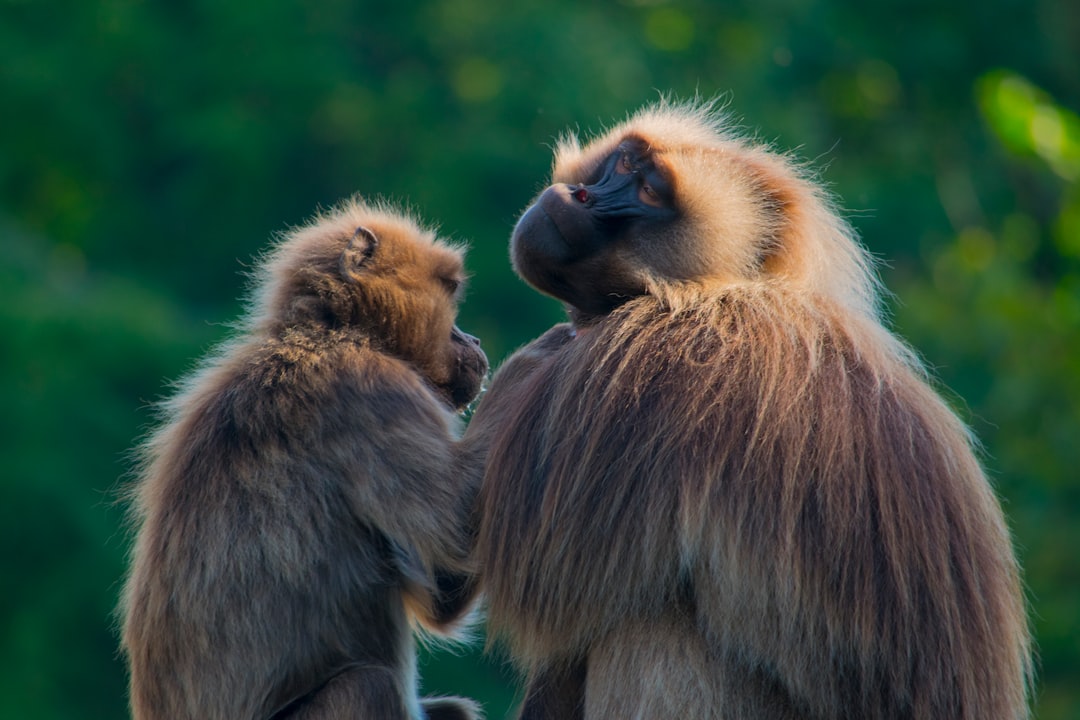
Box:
[441,276,463,297]
[639,182,663,207]
[617,153,634,174]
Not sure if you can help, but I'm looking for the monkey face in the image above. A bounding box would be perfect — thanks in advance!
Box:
[512,107,805,321]
[339,223,489,412]
[511,137,679,317]
[259,202,488,412]
[444,326,487,410]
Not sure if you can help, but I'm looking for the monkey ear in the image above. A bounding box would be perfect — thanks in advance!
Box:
[339,226,379,281]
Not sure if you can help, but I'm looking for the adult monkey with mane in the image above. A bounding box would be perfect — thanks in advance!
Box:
[468,103,1031,719]
[120,200,487,720]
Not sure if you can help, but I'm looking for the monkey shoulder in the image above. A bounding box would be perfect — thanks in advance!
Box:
[147,329,458,514]
[133,326,462,609]
[489,323,575,382]
[237,328,456,426]
[470,323,574,427]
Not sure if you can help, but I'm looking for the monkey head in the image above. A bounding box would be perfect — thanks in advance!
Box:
[511,102,878,322]
[257,199,487,410]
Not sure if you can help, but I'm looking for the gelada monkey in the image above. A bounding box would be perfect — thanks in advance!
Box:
[468,102,1031,719]
[120,199,487,720]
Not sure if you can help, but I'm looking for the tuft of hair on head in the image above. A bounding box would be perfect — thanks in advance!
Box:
[241,196,465,335]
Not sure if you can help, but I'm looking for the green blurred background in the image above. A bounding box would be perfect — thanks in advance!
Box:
[2,0,1077,718]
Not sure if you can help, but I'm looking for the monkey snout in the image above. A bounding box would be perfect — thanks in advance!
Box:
[534,185,597,250]
[451,327,482,348]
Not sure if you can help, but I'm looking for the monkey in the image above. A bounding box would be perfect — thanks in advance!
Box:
[466,101,1032,719]
[119,198,488,720]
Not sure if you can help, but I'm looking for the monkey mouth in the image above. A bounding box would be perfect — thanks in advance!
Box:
[512,204,568,262]
[511,208,561,289]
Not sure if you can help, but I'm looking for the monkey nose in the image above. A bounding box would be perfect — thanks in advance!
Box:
[572,186,590,203]
[453,327,482,347]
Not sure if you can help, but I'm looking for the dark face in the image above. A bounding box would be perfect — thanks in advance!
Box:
[335,224,488,412]
[402,279,487,412]
[511,137,678,316]
[441,326,487,410]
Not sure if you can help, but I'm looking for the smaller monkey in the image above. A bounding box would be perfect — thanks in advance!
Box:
[119,199,488,720]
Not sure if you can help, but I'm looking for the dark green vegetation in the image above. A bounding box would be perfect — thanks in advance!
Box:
[1,1,1077,718]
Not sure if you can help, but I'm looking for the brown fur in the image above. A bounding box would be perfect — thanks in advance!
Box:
[470,102,1031,719]
[119,199,487,720]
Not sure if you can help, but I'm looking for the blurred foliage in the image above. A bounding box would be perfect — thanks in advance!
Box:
[1,1,1077,718]
[978,71,1080,182]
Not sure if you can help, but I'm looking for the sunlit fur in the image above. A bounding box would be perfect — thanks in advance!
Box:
[472,102,1031,719]
[120,199,485,720]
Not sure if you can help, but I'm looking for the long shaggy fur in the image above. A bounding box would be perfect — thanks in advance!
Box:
[472,102,1031,719]
[120,198,485,720]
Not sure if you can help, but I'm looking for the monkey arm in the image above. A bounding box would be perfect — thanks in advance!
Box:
[475,318,687,665]
[458,320,576,552]
[327,349,481,632]
[443,328,576,626]
[457,321,576,540]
